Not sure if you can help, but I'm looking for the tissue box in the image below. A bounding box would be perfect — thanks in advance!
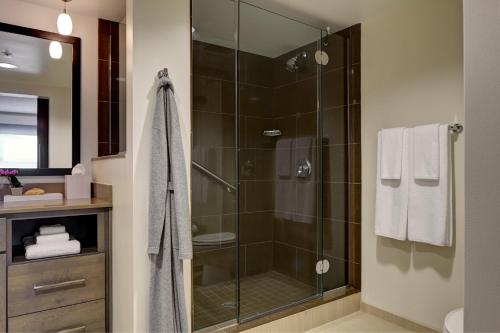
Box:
[65,175,91,199]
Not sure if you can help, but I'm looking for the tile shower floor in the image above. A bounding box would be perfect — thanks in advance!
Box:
[194,270,317,330]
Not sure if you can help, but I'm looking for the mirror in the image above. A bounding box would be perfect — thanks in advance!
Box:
[0,23,80,175]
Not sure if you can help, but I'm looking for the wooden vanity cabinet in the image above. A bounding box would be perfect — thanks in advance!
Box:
[0,199,112,332]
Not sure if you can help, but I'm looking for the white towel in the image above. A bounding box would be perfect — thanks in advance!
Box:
[375,129,409,240]
[294,137,313,161]
[39,224,66,235]
[25,239,81,260]
[274,180,295,220]
[275,138,293,177]
[380,127,405,180]
[35,232,70,244]
[413,124,440,180]
[408,125,453,246]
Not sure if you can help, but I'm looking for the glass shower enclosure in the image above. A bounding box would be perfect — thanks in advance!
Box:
[191,0,338,330]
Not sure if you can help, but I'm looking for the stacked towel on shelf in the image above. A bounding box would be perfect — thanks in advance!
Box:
[39,224,65,235]
[24,224,81,260]
[35,232,70,244]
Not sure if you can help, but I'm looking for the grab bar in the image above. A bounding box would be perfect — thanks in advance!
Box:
[192,161,237,193]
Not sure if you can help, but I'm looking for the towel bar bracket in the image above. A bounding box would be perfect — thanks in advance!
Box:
[448,123,463,133]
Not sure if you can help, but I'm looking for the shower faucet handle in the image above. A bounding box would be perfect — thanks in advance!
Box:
[296,159,312,178]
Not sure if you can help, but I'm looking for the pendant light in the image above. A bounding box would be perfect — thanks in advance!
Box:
[49,41,63,59]
[57,0,73,36]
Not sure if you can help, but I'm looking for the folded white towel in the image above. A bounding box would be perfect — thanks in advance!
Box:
[25,239,81,260]
[375,129,409,240]
[276,138,293,177]
[408,125,453,246]
[35,232,70,244]
[413,124,440,180]
[39,224,66,235]
[380,127,405,180]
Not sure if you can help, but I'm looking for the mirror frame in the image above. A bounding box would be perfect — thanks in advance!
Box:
[0,22,81,176]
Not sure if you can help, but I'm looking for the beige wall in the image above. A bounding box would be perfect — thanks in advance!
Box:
[0,0,98,173]
[91,1,134,331]
[463,0,500,331]
[131,0,191,331]
[361,0,464,330]
[92,156,134,331]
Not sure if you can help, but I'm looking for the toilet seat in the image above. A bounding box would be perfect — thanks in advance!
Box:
[193,232,236,246]
[443,308,463,333]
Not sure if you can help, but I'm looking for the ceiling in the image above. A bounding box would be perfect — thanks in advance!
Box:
[245,0,397,30]
[192,0,368,58]
[193,0,323,58]
[193,0,401,58]
[0,31,73,88]
[19,0,126,22]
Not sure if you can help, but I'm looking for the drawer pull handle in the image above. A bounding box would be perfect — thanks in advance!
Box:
[57,325,86,333]
[33,278,86,294]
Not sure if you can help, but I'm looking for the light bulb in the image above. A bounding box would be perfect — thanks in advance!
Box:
[0,62,17,69]
[57,11,73,35]
[49,41,63,59]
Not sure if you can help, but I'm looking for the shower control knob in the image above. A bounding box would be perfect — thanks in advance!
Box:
[296,159,312,178]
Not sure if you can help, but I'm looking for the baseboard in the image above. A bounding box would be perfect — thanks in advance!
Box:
[361,303,438,333]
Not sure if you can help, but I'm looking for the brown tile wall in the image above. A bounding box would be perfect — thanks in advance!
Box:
[271,24,362,291]
[192,41,276,291]
[97,19,121,156]
[321,25,362,291]
[270,38,322,288]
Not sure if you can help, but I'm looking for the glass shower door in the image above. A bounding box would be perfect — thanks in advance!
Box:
[191,0,238,330]
[237,1,324,321]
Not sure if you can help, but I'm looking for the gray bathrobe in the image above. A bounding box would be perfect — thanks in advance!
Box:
[149,74,192,333]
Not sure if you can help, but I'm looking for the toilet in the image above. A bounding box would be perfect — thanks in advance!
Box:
[192,232,236,246]
[443,308,463,333]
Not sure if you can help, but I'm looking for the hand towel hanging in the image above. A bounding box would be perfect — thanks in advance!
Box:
[375,128,410,240]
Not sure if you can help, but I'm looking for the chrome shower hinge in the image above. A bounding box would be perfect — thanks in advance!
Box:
[316,259,330,275]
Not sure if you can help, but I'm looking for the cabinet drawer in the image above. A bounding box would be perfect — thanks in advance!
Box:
[8,253,105,317]
[8,299,105,333]
[0,218,5,252]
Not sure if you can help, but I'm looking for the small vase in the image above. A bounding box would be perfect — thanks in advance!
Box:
[10,187,23,196]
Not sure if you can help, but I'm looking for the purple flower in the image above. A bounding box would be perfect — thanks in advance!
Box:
[0,169,18,176]
[0,169,21,188]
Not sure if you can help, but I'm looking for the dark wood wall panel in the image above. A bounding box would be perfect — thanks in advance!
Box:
[98,19,121,156]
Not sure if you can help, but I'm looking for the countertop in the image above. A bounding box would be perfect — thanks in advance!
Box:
[0,197,112,215]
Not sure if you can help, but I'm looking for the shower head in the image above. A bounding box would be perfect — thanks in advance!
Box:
[285,51,307,72]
